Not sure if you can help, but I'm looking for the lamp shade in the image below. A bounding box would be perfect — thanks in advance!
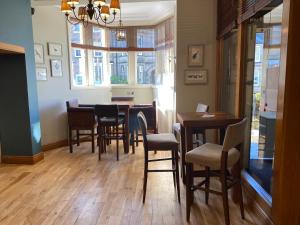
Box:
[78,6,88,20]
[100,5,110,19]
[67,0,79,5]
[94,0,105,6]
[110,0,120,12]
[61,0,71,13]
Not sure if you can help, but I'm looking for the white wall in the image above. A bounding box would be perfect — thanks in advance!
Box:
[32,6,153,145]
[176,0,217,141]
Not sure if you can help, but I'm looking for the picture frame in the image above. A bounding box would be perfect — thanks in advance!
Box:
[36,67,47,81]
[188,45,204,67]
[50,59,63,77]
[184,70,208,85]
[34,44,44,64]
[48,42,62,56]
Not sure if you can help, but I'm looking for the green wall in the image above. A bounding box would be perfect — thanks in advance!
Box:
[0,0,41,156]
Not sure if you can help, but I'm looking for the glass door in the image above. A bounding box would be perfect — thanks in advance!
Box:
[243,4,283,198]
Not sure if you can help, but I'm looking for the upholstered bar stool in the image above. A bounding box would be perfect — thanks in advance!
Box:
[185,118,247,225]
[137,112,180,203]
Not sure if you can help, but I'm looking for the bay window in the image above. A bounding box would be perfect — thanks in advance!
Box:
[109,52,128,84]
[136,52,155,84]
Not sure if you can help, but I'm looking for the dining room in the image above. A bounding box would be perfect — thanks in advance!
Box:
[0,0,299,225]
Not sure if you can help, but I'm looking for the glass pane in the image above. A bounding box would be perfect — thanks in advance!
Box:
[71,24,83,44]
[71,48,86,86]
[137,29,155,48]
[92,26,104,47]
[110,30,127,48]
[93,51,104,85]
[136,52,155,84]
[219,32,238,115]
[109,52,128,84]
[243,4,283,197]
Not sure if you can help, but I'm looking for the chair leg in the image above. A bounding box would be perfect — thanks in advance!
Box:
[132,132,135,154]
[76,130,80,146]
[186,163,193,222]
[202,131,206,144]
[221,171,230,225]
[91,129,95,153]
[98,136,101,160]
[175,148,181,203]
[172,150,176,188]
[135,129,139,147]
[205,166,210,204]
[116,125,119,161]
[69,128,73,153]
[143,150,148,203]
[236,162,245,219]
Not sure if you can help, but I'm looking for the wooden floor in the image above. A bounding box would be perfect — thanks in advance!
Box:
[0,143,263,225]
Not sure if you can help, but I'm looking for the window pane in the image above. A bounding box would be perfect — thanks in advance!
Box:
[93,26,104,47]
[137,29,155,48]
[71,24,83,44]
[110,30,127,48]
[109,52,128,84]
[93,51,104,85]
[71,48,86,86]
[137,52,155,84]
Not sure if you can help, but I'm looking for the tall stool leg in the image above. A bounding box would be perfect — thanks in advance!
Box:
[143,150,148,203]
[116,125,119,161]
[186,163,193,222]
[172,150,176,188]
[205,166,210,204]
[221,170,230,225]
[91,129,95,153]
[175,148,181,203]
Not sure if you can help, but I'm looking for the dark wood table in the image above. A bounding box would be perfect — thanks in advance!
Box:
[80,101,134,154]
[177,112,241,182]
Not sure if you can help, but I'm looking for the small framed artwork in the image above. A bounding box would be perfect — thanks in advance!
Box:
[185,70,208,85]
[36,67,47,81]
[50,59,63,77]
[188,45,204,67]
[34,44,44,64]
[48,42,62,56]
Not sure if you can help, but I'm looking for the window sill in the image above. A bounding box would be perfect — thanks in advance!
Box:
[70,85,154,90]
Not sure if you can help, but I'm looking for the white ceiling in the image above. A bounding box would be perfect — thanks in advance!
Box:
[31,0,176,26]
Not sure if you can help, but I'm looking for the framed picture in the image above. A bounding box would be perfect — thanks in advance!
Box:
[188,45,204,67]
[36,67,47,81]
[50,59,63,77]
[48,42,62,56]
[184,70,208,85]
[34,44,44,64]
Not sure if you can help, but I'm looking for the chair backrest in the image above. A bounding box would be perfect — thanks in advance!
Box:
[111,96,134,102]
[66,99,79,109]
[196,103,209,113]
[95,104,119,121]
[222,118,247,152]
[67,107,95,129]
[137,112,148,149]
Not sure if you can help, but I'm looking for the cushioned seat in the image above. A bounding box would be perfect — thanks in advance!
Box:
[147,133,178,150]
[185,143,240,169]
[100,117,124,124]
[173,123,181,133]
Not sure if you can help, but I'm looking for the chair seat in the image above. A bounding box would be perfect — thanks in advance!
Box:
[118,112,126,117]
[173,123,181,133]
[147,133,178,150]
[185,143,240,169]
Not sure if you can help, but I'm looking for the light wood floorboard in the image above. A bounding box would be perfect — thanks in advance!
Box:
[0,143,262,225]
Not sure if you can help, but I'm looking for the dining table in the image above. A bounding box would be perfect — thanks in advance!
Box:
[80,101,134,154]
[177,111,242,182]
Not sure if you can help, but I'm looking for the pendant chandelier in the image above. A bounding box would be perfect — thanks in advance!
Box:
[61,0,121,27]
[116,10,126,41]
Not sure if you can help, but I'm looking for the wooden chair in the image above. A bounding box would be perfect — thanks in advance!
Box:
[67,107,97,153]
[185,118,247,225]
[95,104,126,161]
[130,101,157,153]
[137,112,180,203]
